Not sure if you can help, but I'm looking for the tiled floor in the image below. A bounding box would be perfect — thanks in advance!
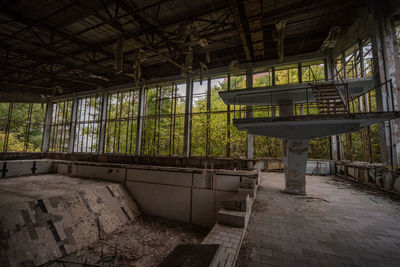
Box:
[238,173,400,267]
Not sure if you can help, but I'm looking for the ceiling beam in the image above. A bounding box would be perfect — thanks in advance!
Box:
[73,0,182,69]
[230,0,252,61]
[0,64,99,86]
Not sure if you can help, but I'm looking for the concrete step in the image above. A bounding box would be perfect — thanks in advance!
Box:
[238,186,257,198]
[217,209,247,228]
[221,193,250,212]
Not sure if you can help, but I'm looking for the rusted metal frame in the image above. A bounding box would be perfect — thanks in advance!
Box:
[24,103,33,152]
[359,39,365,77]
[2,103,12,152]
[61,101,69,152]
[129,90,137,154]
[129,90,137,155]
[116,92,124,154]
[79,98,86,153]
[76,2,182,69]
[169,83,175,155]
[0,63,98,87]
[140,88,148,155]
[75,97,86,152]
[361,127,368,162]
[5,0,204,78]
[152,86,159,155]
[226,74,231,157]
[367,125,373,162]
[157,86,163,155]
[111,93,117,153]
[74,99,82,152]
[3,3,74,41]
[347,133,353,162]
[116,0,179,53]
[84,97,92,153]
[76,98,82,152]
[125,91,132,154]
[230,0,252,61]
[13,4,226,78]
[93,95,100,153]
[298,62,302,83]
[128,90,135,154]
[50,102,58,151]
[206,78,212,157]
[105,94,112,153]
[198,9,231,34]
[57,102,64,151]
[0,7,114,59]
[91,95,98,153]
[90,96,97,153]
[0,34,110,84]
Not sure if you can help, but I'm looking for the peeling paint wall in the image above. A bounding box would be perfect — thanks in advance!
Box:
[335,161,400,194]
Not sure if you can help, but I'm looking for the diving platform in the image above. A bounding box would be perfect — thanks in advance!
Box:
[219,77,376,106]
[233,112,400,139]
[218,77,399,195]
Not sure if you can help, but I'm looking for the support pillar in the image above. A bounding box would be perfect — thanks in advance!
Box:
[280,100,310,194]
[98,88,108,154]
[67,94,78,153]
[246,69,254,159]
[282,139,310,194]
[41,100,53,153]
[135,82,145,156]
[183,73,193,157]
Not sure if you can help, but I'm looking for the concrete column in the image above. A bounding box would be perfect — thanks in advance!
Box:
[98,88,108,154]
[326,51,334,80]
[67,94,78,153]
[41,100,53,153]
[183,73,193,157]
[331,135,339,161]
[282,139,310,194]
[280,100,310,194]
[135,83,145,156]
[246,69,254,159]
[368,0,400,166]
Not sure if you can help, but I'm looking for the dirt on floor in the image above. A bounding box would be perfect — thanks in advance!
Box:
[46,215,208,267]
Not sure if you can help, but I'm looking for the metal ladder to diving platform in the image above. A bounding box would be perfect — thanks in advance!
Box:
[311,83,348,115]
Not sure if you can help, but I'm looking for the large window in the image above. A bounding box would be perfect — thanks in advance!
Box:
[49,100,72,152]
[191,76,247,158]
[191,80,210,156]
[253,69,273,87]
[74,94,102,153]
[274,64,298,85]
[105,90,139,154]
[301,60,325,82]
[141,84,186,156]
[254,136,282,158]
[0,102,46,152]
[334,38,373,79]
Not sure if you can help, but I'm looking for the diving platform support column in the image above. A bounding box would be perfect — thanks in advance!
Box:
[280,100,310,194]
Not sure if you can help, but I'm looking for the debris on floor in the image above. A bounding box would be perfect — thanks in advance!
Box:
[47,215,208,267]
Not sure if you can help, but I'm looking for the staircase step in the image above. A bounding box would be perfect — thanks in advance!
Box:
[238,187,257,198]
[217,209,247,228]
[221,193,250,212]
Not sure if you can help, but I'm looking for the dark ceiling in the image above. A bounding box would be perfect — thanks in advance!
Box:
[0,0,364,96]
